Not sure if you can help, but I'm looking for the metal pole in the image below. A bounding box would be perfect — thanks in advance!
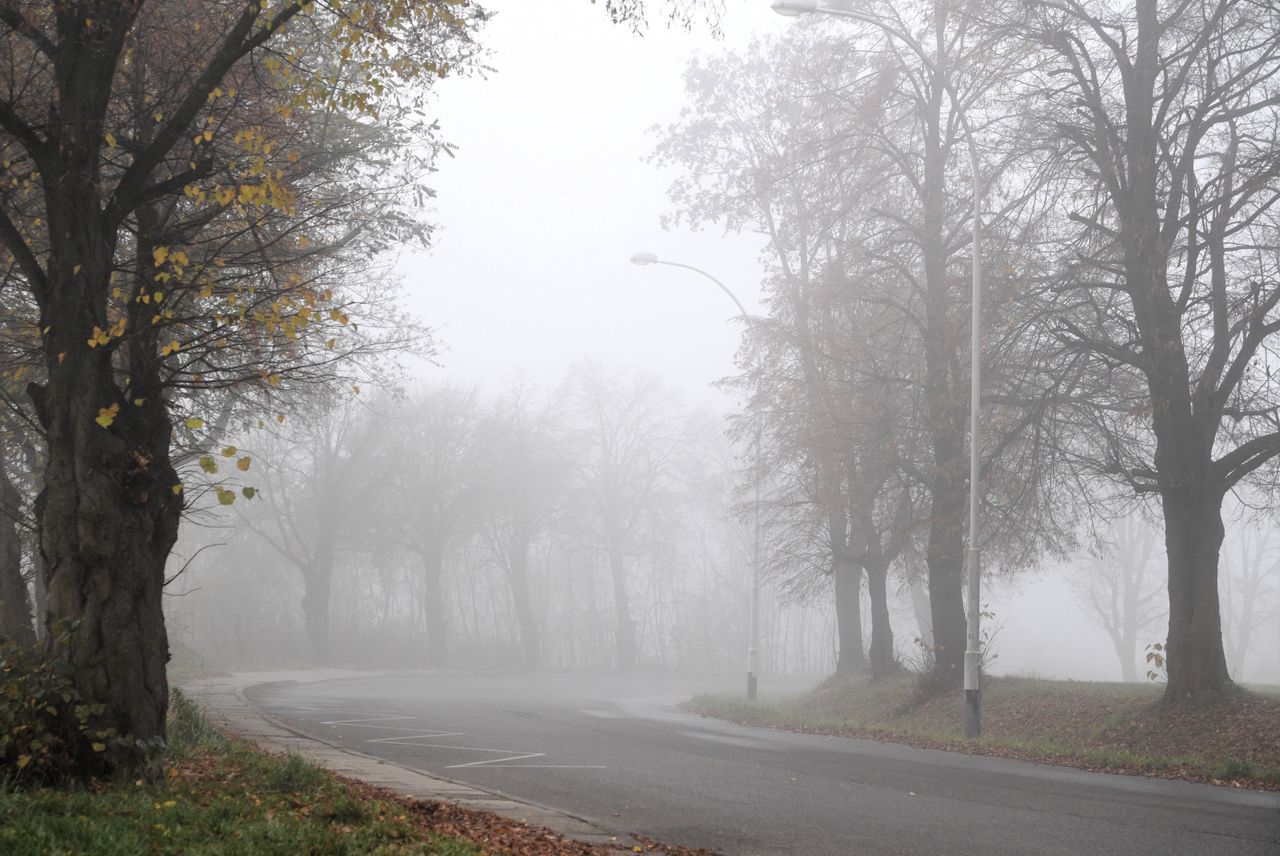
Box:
[749,423,762,701]
[963,130,982,739]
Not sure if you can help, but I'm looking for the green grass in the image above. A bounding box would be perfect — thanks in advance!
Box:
[0,691,484,855]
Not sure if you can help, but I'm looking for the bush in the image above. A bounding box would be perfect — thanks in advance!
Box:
[0,640,115,787]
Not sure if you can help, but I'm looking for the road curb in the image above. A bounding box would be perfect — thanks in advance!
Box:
[181,672,638,849]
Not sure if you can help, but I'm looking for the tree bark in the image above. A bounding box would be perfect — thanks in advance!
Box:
[865,556,896,677]
[421,548,448,667]
[832,557,865,675]
[36,194,179,772]
[918,12,969,687]
[1161,487,1232,701]
[925,469,967,682]
[300,554,334,666]
[607,536,637,671]
[0,445,33,645]
[35,370,179,770]
[505,541,542,670]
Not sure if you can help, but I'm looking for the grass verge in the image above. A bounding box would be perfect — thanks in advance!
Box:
[0,691,712,855]
[0,690,482,855]
[685,674,1280,791]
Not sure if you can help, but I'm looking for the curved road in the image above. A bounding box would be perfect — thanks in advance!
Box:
[249,672,1279,856]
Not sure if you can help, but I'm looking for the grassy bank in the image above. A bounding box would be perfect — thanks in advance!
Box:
[0,691,483,855]
[685,674,1280,790]
[0,692,709,855]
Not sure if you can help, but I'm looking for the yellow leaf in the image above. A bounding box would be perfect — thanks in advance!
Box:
[221,446,237,457]
[95,403,119,429]
[236,457,251,472]
[91,742,106,753]
[104,132,117,148]
[267,374,281,387]
[153,246,169,266]
[185,417,204,430]
[16,754,30,769]
[134,398,145,406]
[171,483,183,496]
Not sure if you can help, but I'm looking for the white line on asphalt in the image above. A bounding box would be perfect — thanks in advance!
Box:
[465,765,608,769]
[448,752,545,768]
[365,732,467,743]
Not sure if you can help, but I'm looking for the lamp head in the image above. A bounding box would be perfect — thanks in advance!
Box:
[771,0,819,16]
[630,252,659,266]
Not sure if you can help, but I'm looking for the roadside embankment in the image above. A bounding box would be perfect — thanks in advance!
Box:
[685,674,1280,790]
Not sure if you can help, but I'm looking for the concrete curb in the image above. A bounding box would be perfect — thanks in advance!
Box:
[181,672,637,849]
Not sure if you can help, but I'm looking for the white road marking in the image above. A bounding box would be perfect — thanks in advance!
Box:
[321,715,416,726]
[305,709,606,771]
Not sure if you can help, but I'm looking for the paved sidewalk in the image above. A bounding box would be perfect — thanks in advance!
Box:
[181,671,634,849]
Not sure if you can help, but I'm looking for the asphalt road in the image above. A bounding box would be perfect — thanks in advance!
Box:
[249,672,1280,856]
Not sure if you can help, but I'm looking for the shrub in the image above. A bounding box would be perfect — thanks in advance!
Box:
[0,640,115,787]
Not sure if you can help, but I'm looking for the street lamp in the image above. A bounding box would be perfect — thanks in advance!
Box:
[630,252,762,702]
[773,0,986,737]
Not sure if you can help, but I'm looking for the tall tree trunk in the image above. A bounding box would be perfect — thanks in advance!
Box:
[919,13,968,688]
[0,445,33,645]
[607,537,637,671]
[865,557,895,677]
[30,41,182,770]
[1115,633,1139,683]
[1161,487,1231,701]
[505,540,541,670]
[421,548,448,667]
[35,367,180,771]
[301,555,334,666]
[833,556,865,675]
[925,470,967,682]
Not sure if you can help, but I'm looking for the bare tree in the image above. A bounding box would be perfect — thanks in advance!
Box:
[562,362,684,671]
[1073,515,1165,681]
[236,396,383,664]
[384,386,489,667]
[478,382,568,670]
[1220,516,1279,681]
[1024,0,1280,699]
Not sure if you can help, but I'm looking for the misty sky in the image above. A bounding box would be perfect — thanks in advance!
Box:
[400,0,784,404]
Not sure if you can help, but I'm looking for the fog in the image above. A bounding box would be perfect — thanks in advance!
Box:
[158,0,1279,691]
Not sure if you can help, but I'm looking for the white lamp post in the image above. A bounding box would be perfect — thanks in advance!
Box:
[772,0,985,737]
[630,252,762,702]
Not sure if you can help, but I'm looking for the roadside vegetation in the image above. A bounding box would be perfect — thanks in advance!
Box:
[686,675,1280,791]
[0,691,483,855]
[0,691,713,856]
